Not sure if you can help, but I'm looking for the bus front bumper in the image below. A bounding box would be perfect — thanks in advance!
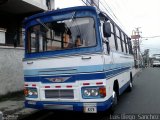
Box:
[25,97,112,113]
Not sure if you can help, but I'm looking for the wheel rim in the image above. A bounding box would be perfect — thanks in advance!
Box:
[112,91,117,105]
[130,81,133,88]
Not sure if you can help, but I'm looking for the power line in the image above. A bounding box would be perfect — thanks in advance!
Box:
[141,47,160,51]
[99,1,120,24]
[81,0,126,33]
[99,1,115,19]
[81,0,88,5]
[142,36,160,39]
[102,0,124,28]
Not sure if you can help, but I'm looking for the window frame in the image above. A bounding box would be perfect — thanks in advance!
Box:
[107,22,117,51]
[26,17,97,54]
[123,34,128,53]
[119,31,124,52]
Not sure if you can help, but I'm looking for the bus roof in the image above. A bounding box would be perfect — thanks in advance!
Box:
[24,6,97,24]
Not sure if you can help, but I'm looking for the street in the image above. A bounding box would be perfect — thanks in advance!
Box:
[20,68,160,120]
[115,68,160,114]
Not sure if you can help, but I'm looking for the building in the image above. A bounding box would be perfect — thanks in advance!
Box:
[0,0,54,96]
[0,0,55,46]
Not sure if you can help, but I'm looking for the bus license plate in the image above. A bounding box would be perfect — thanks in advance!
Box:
[83,103,97,113]
[84,106,97,113]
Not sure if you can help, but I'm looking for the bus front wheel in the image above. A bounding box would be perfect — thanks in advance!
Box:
[108,90,118,114]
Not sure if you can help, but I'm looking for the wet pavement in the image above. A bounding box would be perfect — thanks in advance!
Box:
[0,92,37,120]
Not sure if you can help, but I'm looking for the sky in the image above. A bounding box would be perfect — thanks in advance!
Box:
[54,0,160,55]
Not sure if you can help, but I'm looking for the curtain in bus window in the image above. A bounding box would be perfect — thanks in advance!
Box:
[117,37,122,52]
[109,34,116,51]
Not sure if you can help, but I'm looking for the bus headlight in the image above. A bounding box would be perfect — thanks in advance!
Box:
[24,88,38,98]
[82,86,106,99]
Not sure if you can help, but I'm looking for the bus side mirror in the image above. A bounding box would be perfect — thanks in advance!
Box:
[103,22,111,38]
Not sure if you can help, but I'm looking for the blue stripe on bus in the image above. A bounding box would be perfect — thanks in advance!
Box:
[24,64,104,76]
[24,66,130,83]
[24,63,133,76]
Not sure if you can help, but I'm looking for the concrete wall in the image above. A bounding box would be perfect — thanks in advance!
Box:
[55,0,83,9]
[0,46,24,96]
[22,0,48,10]
[0,29,6,44]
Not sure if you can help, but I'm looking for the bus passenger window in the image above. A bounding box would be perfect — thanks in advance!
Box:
[30,33,36,53]
[109,34,116,51]
[107,22,116,51]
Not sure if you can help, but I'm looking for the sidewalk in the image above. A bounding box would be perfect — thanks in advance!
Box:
[0,92,37,120]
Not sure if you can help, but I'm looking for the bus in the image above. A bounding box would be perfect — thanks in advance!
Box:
[23,6,134,113]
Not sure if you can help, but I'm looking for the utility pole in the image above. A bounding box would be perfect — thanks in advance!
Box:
[135,27,141,52]
[131,27,141,68]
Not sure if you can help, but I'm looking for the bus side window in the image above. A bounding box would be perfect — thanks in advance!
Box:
[115,27,122,52]
[124,34,128,53]
[108,22,116,51]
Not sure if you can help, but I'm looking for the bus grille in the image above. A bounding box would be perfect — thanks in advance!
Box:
[45,90,74,99]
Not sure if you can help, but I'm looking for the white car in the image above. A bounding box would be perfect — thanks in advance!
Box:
[153,60,160,67]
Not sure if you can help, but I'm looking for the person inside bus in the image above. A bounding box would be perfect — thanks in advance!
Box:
[75,35,84,47]
[75,35,81,47]
[63,29,73,48]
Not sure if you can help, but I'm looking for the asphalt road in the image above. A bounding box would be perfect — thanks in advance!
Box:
[21,68,160,120]
[115,68,160,114]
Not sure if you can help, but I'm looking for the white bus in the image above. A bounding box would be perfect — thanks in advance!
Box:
[23,6,134,113]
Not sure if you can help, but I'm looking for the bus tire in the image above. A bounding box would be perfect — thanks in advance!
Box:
[108,90,118,114]
[109,81,119,113]
[112,90,118,108]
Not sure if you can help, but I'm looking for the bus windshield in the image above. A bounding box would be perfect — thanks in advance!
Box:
[27,17,96,53]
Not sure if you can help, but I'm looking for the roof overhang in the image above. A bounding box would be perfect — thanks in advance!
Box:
[0,0,47,14]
